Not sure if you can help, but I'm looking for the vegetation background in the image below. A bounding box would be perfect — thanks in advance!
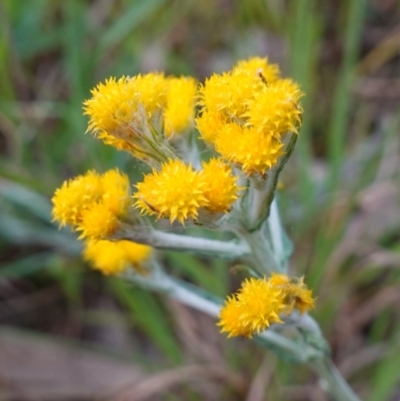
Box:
[1,0,400,400]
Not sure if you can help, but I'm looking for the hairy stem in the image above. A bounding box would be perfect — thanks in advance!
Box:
[115,224,250,259]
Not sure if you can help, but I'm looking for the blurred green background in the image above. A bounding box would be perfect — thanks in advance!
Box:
[1,0,400,400]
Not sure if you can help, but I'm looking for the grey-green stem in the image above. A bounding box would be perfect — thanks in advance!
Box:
[310,358,362,401]
[114,224,250,259]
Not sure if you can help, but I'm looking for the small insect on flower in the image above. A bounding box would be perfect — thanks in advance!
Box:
[257,68,269,86]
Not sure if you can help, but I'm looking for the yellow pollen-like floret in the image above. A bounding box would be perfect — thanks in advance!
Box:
[199,72,259,119]
[83,76,141,136]
[133,159,208,224]
[135,72,167,117]
[272,274,316,315]
[246,79,303,136]
[200,158,240,213]
[215,123,284,175]
[77,202,120,239]
[217,296,253,338]
[218,275,315,338]
[218,277,285,338]
[199,57,280,120]
[101,169,131,214]
[83,239,152,275]
[233,56,280,85]
[164,77,198,137]
[51,170,103,227]
[83,73,168,152]
[196,110,226,144]
[52,169,130,240]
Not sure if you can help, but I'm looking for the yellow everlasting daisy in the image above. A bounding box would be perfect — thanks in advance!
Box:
[200,158,240,212]
[134,159,208,223]
[198,56,280,120]
[268,274,315,315]
[101,169,130,214]
[199,72,255,119]
[84,76,141,136]
[77,202,120,239]
[218,296,254,338]
[196,110,226,144]
[135,72,167,117]
[83,239,152,275]
[51,170,103,227]
[218,274,315,338]
[218,277,285,338]
[246,79,303,136]
[164,77,198,136]
[233,56,280,85]
[52,169,130,239]
[84,74,167,136]
[214,123,284,175]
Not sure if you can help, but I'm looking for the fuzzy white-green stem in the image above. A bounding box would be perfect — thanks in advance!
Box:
[115,224,250,259]
[310,358,362,401]
[233,225,280,275]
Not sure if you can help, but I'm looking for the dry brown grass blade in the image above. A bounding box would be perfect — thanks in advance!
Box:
[338,343,386,378]
[113,364,247,401]
[0,327,144,400]
[167,298,223,365]
[357,24,400,75]
[245,355,274,401]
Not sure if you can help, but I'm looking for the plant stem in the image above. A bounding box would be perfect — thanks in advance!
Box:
[309,358,362,401]
[234,226,280,274]
[115,224,250,259]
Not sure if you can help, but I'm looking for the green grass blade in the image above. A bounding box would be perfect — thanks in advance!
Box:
[328,0,366,189]
[109,277,183,364]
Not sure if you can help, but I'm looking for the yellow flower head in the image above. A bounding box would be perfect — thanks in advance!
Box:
[218,277,285,338]
[198,72,252,119]
[83,239,152,275]
[218,274,315,338]
[77,200,120,239]
[83,73,170,161]
[83,76,141,136]
[52,169,130,239]
[246,79,303,136]
[217,296,254,338]
[214,123,284,175]
[133,159,208,224]
[51,170,103,227]
[199,57,279,120]
[196,110,226,144]
[134,73,168,118]
[269,274,315,315]
[101,169,131,214]
[233,56,280,85]
[164,77,198,137]
[200,158,240,213]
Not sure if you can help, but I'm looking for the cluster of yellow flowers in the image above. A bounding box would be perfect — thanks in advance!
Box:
[218,274,315,338]
[51,169,153,274]
[52,169,129,239]
[83,74,197,162]
[75,56,303,227]
[134,158,240,223]
[52,169,130,239]
[51,57,314,335]
[83,239,152,275]
[197,57,302,175]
